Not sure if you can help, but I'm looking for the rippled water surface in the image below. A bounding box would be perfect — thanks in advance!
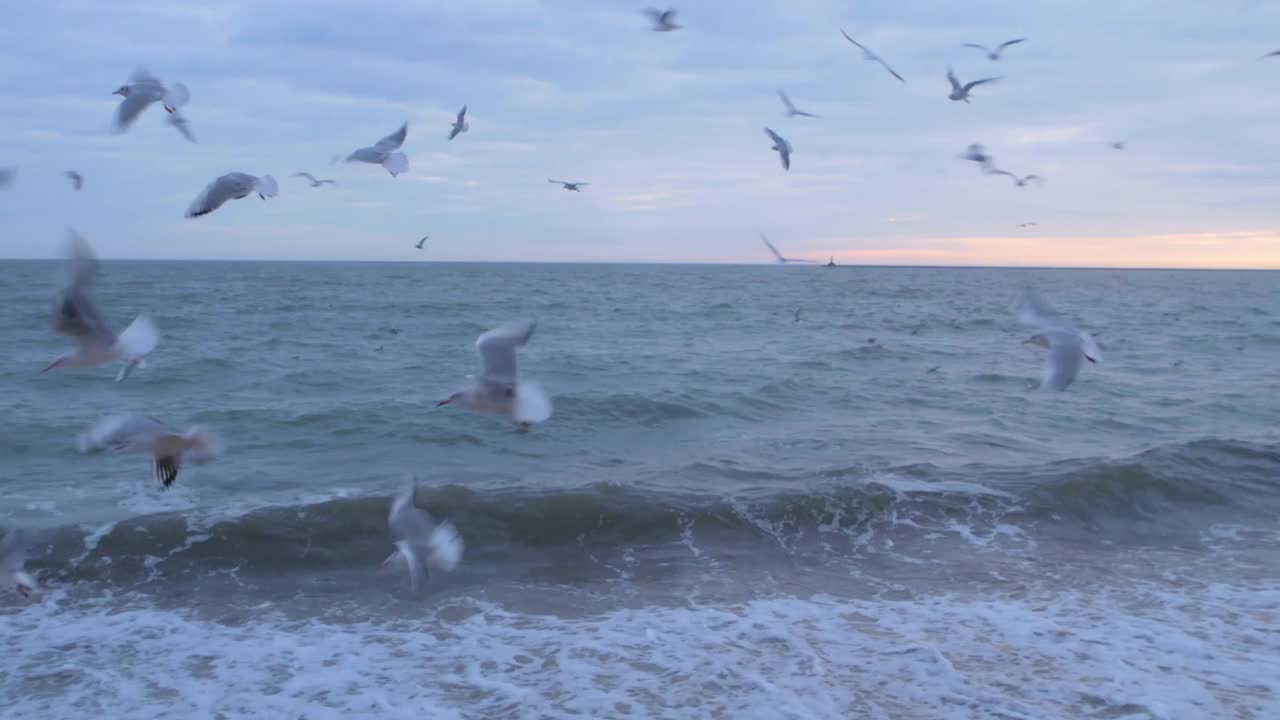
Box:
[2,261,1278,719]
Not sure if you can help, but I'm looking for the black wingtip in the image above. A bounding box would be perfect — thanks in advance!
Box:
[155,456,180,488]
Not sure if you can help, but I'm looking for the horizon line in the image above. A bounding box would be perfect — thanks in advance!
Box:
[0,257,1277,271]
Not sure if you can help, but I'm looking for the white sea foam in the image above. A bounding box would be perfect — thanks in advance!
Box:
[2,577,1276,720]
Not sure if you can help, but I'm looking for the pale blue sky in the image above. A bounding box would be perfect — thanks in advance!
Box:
[2,0,1279,265]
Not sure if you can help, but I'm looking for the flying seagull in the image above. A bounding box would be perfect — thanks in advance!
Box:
[78,414,218,488]
[1018,222,1038,228]
[840,30,905,83]
[448,105,469,140]
[65,171,83,191]
[291,172,336,187]
[643,8,681,31]
[1111,141,1127,150]
[384,476,464,591]
[1259,50,1280,60]
[947,67,999,102]
[991,170,1044,187]
[436,321,554,426]
[415,235,428,249]
[1018,289,1102,391]
[0,530,35,599]
[345,122,409,176]
[764,127,792,170]
[44,231,158,381]
[761,235,815,264]
[185,172,278,218]
[777,89,819,118]
[0,166,15,189]
[111,68,190,136]
[962,38,1027,61]
[549,179,589,191]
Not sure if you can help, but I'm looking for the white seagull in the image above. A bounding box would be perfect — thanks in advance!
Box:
[1018,289,1102,391]
[962,38,1027,61]
[761,235,815,264]
[185,172,278,218]
[44,231,158,382]
[549,179,589,191]
[777,89,819,118]
[764,127,792,171]
[0,166,17,189]
[644,8,681,31]
[991,170,1044,187]
[415,235,428,249]
[291,172,336,187]
[345,122,409,176]
[384,477,464,591]
[1,530,36,599]
[65,171,83,191]
[437,321,554,426]
[448,106,469,140]
[111,69,190,136]
[78,414,218,488]
[961,143,998,171]
[840,30,905,83]
[947,67,999,103]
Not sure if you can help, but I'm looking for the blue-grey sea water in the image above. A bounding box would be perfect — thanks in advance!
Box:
[1,261,1278,719]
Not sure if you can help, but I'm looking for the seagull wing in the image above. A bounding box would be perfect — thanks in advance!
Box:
[65,171,83,190]
[78,414,175,454]
[777,89,797,113]
[962,43,991,54]
[373,122,408,153]
[874,56,905,82]
[1042,332,1085,391]
[128,68,160,85]
[476,321,535,388]
[947,67,963,92]
[764,127,785,146]
[53,232,114,345]
[962,77,1000,92]
[761,235,785,262]
[166,110,196,142]
[186,172,256,218]
[996,38,1027,53]
[292,172,318,183]
[113,89,158,133]
[456,105,467,123]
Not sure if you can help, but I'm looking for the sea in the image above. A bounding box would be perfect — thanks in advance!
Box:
[1,261,1277,720]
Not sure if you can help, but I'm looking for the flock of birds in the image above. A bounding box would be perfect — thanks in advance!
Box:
[8,6,1271,600]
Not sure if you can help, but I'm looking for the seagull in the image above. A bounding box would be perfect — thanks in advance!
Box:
[384,476,464,591]
[345,122,409,176]
[549,179,589,191]
[0,166,17,189]
[1111,141,1127,150]
[841,30,905,83]
[291,172,336,187]
[111,68,190,135]
[1,530,36,599]
[185,172,278,218]
[1018,222,1038,228]
[794,309,801,323]
[947,67,999,102]
[1018,289,1102,391]
[764,127,792,170]
[78,414,218,489]
[1259,50,1280,60]
[415,235,428,249]
[65,171,83,191]
[761,235,814,264]
[991,170,1044,187]
[962,38,1027,61]
[643,8,681,31]
[448,105,469,140]
[436,321,554,426]
[777,89,819,118]
[44,231,158,381]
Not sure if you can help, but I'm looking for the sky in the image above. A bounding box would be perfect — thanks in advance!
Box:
[2,0,1280,267]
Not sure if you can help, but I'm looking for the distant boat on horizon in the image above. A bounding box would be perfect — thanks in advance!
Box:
[826,256,837,267]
